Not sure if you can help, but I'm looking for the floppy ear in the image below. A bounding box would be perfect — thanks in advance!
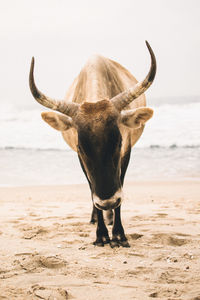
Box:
[121,107,153,129]
[41,112,73,131]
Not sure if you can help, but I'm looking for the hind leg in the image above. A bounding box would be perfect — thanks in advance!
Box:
[104,209,113,225]
[109,147,131,247]
[90,205,113,225]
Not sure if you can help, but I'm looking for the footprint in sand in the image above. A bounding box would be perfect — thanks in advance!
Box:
[128,233,143,240]
[13,253,39,272]
[29,284,69,300]
[13,253,67,272]
[149,288,181,299]
[151,233,189,246]
[39,255,67,269]
[15,223,49,239]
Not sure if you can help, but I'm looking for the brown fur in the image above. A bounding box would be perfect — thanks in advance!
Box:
[75,100,118,137]
[63,55,146,153]
[80,99,114,116]
[70,55,141,104]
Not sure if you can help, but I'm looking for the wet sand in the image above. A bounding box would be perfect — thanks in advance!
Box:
[0,181,200,299]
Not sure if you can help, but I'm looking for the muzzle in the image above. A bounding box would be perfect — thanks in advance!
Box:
[93,189,123,210]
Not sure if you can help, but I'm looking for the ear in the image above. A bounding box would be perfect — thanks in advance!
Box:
[121,107,153,129]
[41,112,73,131]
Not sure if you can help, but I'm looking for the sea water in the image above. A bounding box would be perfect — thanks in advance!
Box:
[0,97,199,186]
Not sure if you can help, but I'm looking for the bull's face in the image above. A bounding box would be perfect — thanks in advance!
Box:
[76,101,122,210]
[77,124,122,210]
[41,99,153,210]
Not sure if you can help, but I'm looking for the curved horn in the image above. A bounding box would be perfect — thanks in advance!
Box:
[111,41,156,111]
[29,57,79,117]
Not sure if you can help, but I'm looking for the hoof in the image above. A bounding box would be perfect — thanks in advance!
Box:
[110,235,130,248]
[93,236,110,247]
[93,240,104,247]
[110,239,120,248]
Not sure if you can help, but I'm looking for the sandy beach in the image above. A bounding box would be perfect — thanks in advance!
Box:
[0,181,200,299]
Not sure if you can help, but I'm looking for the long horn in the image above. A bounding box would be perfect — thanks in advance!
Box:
[29,57,79,117]
[111,41,156,111]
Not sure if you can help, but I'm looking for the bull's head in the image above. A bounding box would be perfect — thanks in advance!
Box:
[29,41,156,210]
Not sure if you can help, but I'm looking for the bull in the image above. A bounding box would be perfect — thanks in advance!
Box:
[29,41,156,247]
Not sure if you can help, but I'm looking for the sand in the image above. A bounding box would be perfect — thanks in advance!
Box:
[0,181,200,300]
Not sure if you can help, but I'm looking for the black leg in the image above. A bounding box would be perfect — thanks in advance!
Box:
[104,209,113,225]
[93,208,110,247]
[111,205,130,248]
[108,147,131,247]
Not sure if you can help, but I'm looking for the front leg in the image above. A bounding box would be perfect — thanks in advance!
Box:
[93,208,110,247]
[111,206,130,248]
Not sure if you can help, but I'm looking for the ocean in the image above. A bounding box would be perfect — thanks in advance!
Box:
[0,97,200,186]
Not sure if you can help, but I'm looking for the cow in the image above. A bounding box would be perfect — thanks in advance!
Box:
[29,41,156,248]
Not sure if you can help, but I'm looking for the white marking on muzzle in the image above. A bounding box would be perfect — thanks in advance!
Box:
[93,189,123,210]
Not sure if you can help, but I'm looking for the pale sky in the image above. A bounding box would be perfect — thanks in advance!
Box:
[1,0,200,106]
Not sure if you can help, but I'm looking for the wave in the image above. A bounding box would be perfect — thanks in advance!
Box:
[0,146,70,152]
[1,100,200,150]
[1,145,200,151]
[149,144,200,149]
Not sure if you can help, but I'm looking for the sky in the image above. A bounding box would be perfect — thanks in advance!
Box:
[0,0,200,107]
